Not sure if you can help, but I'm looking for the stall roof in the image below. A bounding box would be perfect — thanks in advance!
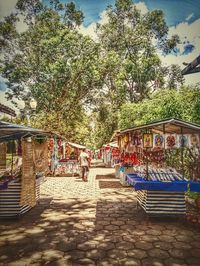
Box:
[103,141,118,148]
[67,141,86,149]
[0,121,54,141]
[0,103,16,117]
[120,118,200,135]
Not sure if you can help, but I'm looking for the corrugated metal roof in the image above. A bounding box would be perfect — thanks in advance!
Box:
[120,118,200,134]
[0,103,16,117]
[0,121,53,141]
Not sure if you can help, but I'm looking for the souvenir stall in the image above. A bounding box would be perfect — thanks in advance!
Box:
[118,118,200,216]
[117,131,139,185]
[54,141,86,176]
[0,121,50,218]
[102,142,120,168]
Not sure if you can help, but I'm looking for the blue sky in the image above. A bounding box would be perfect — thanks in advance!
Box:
[48,0,200,27]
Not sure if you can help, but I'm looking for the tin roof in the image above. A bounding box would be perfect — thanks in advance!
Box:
[120,118,200,135]
[0,121,53,141]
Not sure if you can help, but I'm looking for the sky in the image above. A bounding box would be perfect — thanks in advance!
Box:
[0,0,200,109]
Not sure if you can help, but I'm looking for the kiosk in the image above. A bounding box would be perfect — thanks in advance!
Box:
[0,121,51,218]
[117,118,200,216]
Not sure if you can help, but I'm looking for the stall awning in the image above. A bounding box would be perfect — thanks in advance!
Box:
[0,103,16,117]
[67,141,86,149]
[120,118,200,134]
[103,142,118,148]
[0,121,53,141]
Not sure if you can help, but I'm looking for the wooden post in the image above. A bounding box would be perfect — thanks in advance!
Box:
[181,127,184,179]
[146,148,149,180]
[163,124,166,169]
[11,140,14,177]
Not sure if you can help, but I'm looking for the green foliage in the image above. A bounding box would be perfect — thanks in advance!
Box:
[119,86,200,130]
[1,0,102,144]
[0,14,19,50]
[92,104,119,148]
[0,0,196,150]
[186,191,200,200]
[97,0,180,103]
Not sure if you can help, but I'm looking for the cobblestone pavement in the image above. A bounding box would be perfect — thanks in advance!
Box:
[0,167,200,266]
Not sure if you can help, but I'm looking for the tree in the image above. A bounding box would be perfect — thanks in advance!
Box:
[97,0,180,103]
[1,0,101,139]
[166,64,185,90]
[118,85,200,130]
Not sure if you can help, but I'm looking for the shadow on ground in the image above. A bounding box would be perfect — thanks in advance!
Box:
[96,174,116,180]
[1,170,200,266]
[99,180,124,189]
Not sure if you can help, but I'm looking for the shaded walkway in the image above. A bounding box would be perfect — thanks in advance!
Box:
[0,168,200,265]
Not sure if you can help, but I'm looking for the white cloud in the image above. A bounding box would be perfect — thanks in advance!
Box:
[79,22,97,40]
[186,13,194,21]
[0,0,17,20]
[0,0,27,32]
[16,15,28,33]
[160,18,200,85]
[135,1,148,14]
[79,1,200,86]
[0,91,13,108]
[99,10,110,25]
[79,10,109,40]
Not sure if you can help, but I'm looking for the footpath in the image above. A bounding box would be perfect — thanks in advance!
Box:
[0,167,200,266]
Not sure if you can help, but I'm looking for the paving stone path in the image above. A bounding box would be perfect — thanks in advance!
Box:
[0,167,200,266]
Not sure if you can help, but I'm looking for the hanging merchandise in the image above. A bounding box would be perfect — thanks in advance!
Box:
[132,131,142,146]
[127,141,134,153]
[124,134,129,143]
[178,135,188,148]
[120,136,125,150]
[189,134,200,148]
[17,140,22,156]
[154,134,164,148]
[20,139,36,207]
[143,133,153,148]
[33,139,49,173]
[0,143,7,170]
[66,145,72,157]
[118,136,121,150]
[112,148,120,158]
[106,146,111,152]
[48,138,54,151]
[165,134,177,149]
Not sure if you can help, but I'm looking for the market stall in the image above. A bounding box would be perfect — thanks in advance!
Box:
[117,118,200,216]
[0,121,51,218]
[101,142,120,168]
[54,141,86,176]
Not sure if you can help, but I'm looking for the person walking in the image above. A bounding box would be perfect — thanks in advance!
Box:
[79,148,90,181]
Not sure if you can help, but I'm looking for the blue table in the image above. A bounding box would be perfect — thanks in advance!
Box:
[126,174,188,216]
[126,174,188,192]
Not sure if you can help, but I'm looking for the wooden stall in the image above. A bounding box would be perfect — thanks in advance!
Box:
[0,121,50,218]
[117,118,200,216]
[54,141,86,176]
[101,142,120,168]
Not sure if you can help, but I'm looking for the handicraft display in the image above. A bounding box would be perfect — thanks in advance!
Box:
[189,134,199,148]
[143,133,153,148]
[20,139,36,207]
[178,135,188,148]
[0,143,6,170]
[166,134,176,148]
[154,134,164,148]
[33,139,49,173]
